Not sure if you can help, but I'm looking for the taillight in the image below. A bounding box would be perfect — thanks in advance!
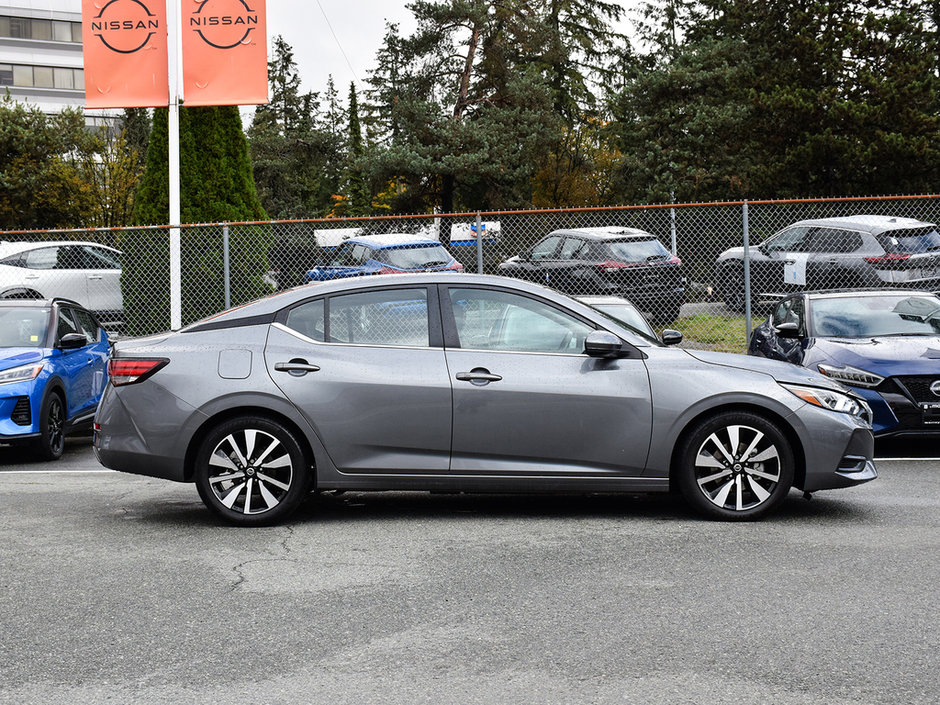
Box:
[865,253,910,264]
[107,358,168,386]
[597,260,633,273]
[448,261,465,272]
[665,256,682,265]
[375,266,397,275]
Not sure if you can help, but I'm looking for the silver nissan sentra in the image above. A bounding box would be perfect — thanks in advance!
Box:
[94,273,877,526]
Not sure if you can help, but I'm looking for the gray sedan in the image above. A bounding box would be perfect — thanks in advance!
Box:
[93,274,876,526]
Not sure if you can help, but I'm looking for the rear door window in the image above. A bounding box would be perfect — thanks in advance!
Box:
[805,228,863,253]
[559,237,587,260]
[328,288,430,347]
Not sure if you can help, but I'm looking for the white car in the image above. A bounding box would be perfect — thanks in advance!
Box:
[0,241,123,327]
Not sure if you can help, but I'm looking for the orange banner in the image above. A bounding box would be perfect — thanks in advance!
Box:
[82,0,169,108]
[182,0,269,106]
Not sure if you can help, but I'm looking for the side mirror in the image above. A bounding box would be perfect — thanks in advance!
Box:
[774,322,801,339]
[58,332,88,350]
[584,330,623,358]
[661,329,683,346]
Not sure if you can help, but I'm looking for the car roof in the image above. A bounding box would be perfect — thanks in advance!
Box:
[186,273,592,329]
[799,288,939,301]
[344,233,444,249]
[786,215,935,235]
[0,297,82,309]
[548,226,657,240]
[576,295,640,307]
[0,240,121,255]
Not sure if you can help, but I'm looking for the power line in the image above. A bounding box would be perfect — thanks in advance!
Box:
[314,0,359,84]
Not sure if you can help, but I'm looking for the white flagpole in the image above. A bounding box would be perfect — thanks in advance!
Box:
[168,0,183,330]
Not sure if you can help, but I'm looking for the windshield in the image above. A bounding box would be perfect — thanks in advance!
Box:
[811,295,940,337]
[604,239,671,263]
[879,227,940,254]
[379,244,452,269]
[0,307,50,347]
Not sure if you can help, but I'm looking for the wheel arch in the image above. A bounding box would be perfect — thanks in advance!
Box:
[668,402,806,491]
[0,287,44,299]
[182,406,317,484]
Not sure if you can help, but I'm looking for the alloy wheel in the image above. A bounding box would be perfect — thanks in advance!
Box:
[693,423,782,512]
[205,428,295,516]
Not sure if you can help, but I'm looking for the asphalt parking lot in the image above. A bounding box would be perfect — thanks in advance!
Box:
[0,438,937,705]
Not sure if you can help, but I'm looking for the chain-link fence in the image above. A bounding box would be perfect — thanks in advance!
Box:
[2,195,938,351]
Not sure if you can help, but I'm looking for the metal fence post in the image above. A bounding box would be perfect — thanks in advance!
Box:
[743,201,752,343]
[222,223,231,310]
[475,212,483,274]
[669,192,677,256]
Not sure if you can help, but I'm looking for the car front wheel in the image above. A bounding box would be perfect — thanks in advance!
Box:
[194,416,312,526]
[676,411,794,520]
[35,390,65,461]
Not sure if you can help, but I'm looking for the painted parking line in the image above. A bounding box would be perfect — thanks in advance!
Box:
[0,469,115,474]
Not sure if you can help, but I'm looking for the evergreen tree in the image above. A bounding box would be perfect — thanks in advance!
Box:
[128,105,268,333]
[0,97,97,229]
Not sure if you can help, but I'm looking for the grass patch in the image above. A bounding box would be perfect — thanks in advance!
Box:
[663,313,763,353]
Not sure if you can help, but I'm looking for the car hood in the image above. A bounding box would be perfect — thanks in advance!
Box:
[812,336,940,376]
[683,348,852,392]
[0,348,45,372]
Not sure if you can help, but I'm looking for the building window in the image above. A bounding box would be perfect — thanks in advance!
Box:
[33,66,54,88]
[0,16,83,43]
[5,64,84,90]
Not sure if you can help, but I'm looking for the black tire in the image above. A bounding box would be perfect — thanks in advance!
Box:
[717,263,746,313]
[194,416,312,526]
[675,411,794,521]
[35,391,66,461]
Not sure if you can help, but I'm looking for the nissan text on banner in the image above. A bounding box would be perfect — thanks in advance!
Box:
[182,0,268,106]
[82,0,170,108]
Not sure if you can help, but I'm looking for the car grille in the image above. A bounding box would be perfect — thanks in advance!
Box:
[894,376,940,403]
[11,396,31,426]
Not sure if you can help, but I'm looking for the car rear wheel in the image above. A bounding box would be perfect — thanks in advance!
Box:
[194,416,312,526]
[35,391,65,461]
[717,264,745,313]
[676,411,794,520]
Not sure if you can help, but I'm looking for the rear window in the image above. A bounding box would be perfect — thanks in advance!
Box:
[603,239,671,263]
[879,227,940,254]
[379,244,452,269]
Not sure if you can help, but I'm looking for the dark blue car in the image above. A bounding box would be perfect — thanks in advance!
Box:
[749,290,940,438]
[304,233,463,283]
[0,299,109,459]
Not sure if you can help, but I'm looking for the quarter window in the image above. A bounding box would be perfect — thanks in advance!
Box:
[285,300,325,342]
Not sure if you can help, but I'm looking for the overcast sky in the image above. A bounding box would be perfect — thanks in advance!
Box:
[267,1,417,96]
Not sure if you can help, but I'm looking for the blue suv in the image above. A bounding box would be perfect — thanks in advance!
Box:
[304,234,464,283]
[0,299,109,460]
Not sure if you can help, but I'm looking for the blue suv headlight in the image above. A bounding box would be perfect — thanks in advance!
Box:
[0,363,44,385]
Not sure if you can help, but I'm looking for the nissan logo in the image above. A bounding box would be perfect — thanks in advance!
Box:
[931,380,940,397]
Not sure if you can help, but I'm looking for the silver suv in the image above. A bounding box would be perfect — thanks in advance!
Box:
[715,215,940,311]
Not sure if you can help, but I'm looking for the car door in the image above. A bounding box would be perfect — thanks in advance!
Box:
[442,285,653,476]
[550,236,589,293]
[79,245,122,314]
[265,286,453,472]
[802,228,865,290]
[516,235,563,285]
[52,305,99,420]
[757,226,811,292]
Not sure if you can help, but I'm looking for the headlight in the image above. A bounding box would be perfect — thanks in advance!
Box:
[816,363,884,388]
[780,382,871,421]
[0,363,43,385]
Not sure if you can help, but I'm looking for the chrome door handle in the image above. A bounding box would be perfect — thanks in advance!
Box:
[456,370,502,385]
[88,275,102,280]
[275,361,320,377]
